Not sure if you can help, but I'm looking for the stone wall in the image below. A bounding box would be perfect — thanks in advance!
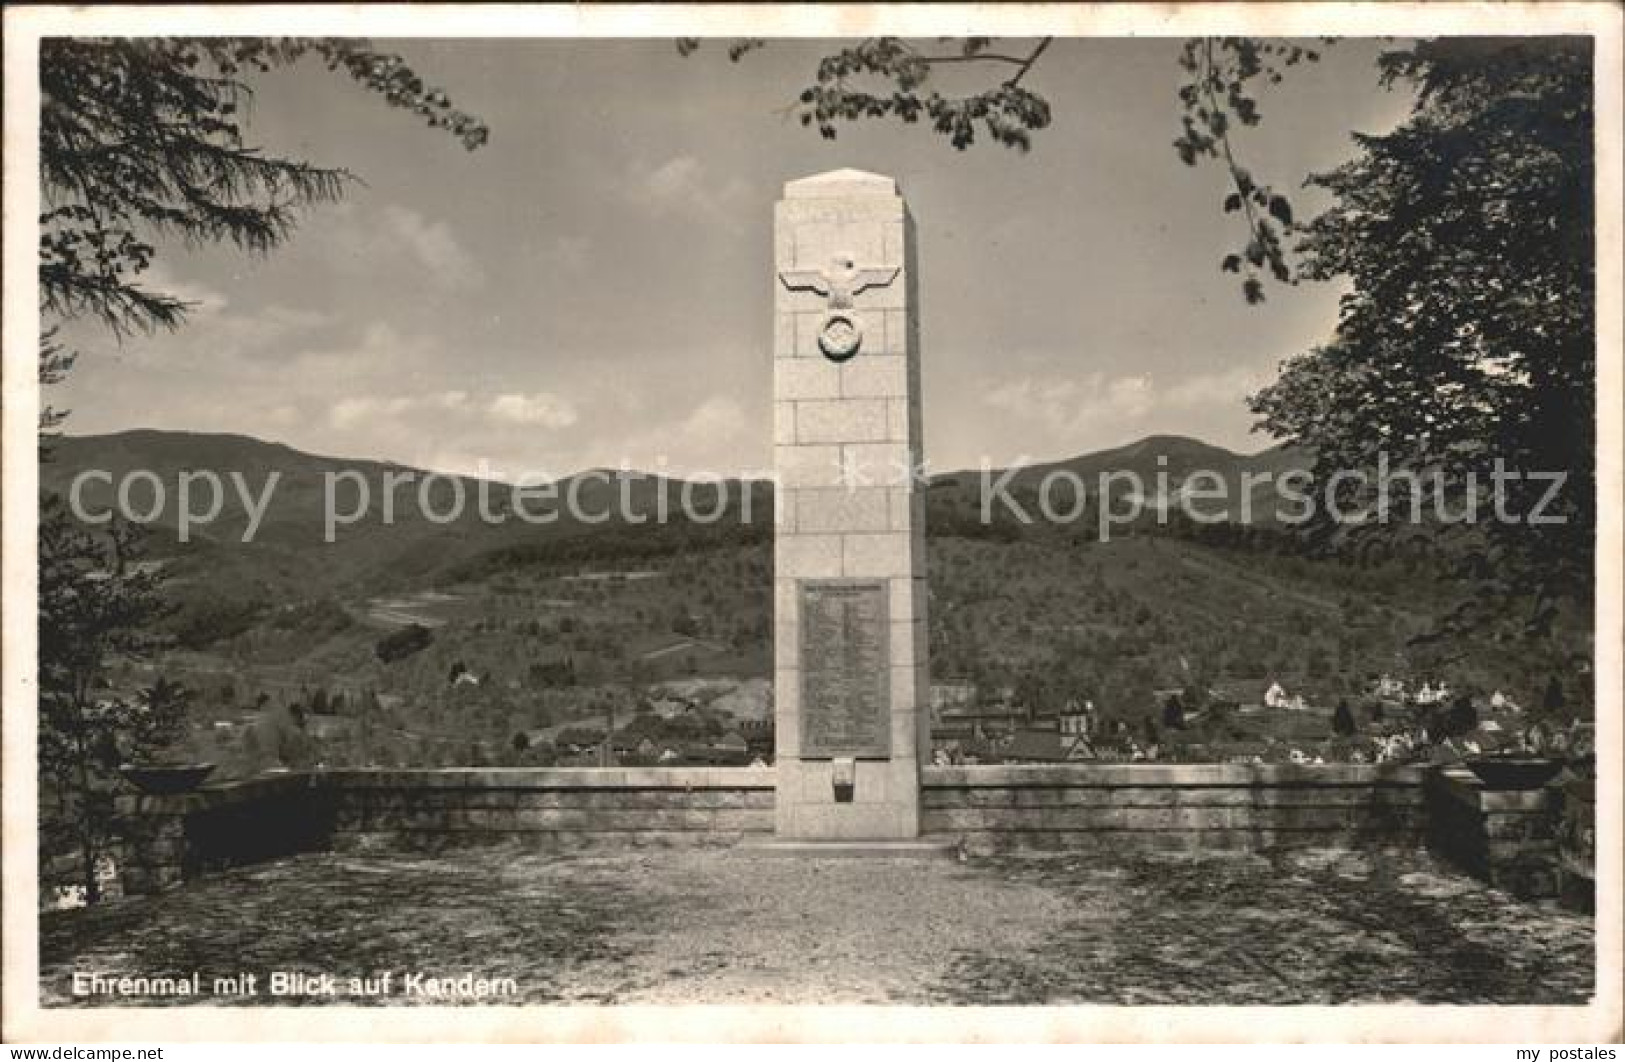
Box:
[324,768,774,852]
[114,768,775,894]
[922,764,1428,854]
[114,773,331,894]
[1557,772,1596,911]
[114,764,1592,907]
[1425,765,1565,900]
[115,764,1438,895]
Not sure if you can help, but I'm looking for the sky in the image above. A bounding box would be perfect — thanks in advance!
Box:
[55,37,1415,479]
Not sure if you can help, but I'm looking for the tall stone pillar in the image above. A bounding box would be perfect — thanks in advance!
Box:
[771,169,929,842]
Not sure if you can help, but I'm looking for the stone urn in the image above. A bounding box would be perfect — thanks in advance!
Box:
[118,762,215,795]
[1461,756,1564,790]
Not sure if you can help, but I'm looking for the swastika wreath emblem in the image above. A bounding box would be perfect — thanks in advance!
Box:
[818,314,862,362]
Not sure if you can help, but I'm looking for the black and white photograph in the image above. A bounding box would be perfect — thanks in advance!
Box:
[2,3,1619,1045]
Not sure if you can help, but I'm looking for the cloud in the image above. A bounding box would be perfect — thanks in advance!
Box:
[200,304,333,365]
[543,235,592,275]
[80,288,334,373]
[625,154,749,224]
[678,394,747,440]
[265,405,301,427]
[327,390,469,430]
[978,362,1280,462]
[985,372,1156,437]
[316,387,747,482]
[250,320,439,386]
[645,155,703,203]
[305,202,483,290]
[140,262,229,317]
[1161,363,1274,410]
[489,392,579,428]
[330,394,425,430]
[378,205,482,288]
[560,390,760,480]
[985,362,1275,433]
[329,389,577,433]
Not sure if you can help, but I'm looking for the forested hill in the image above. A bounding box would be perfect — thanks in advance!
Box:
[42,429,1585,764]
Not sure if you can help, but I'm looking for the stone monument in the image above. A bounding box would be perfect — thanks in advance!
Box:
[770,169,932,846]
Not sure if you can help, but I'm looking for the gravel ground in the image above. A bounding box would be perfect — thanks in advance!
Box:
[39,845,1593,1006]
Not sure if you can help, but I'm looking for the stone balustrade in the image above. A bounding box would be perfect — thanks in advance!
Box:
[924,763,1428,854]
[324,767,775,852]
[110,763,1471,896]
[110,762,1586,907]
[1425,765,1567,900]
[113,772,331,894]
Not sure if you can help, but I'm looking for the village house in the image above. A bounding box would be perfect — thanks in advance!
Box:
[1414,680,1452,706]
[681,731,750,766]
[609,729,641,758]
[526,646,575,687]
[936,704,1027,741]
[738,717,774,759]
[1058,699,1096,738]
[1372,673,1407,700]
[928,681,977,712]
[554,727,605,756]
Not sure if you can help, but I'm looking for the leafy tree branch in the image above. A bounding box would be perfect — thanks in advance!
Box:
[39,37,488,337]
[685,33,1595,647]
[679,36,1055,151]
[682,35,1313,300]
[1173,37,1326,303]
[35,35,486,904]
[1251,37,1594,638]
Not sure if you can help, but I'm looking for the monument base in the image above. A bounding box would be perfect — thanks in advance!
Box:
[738,838,958,860]
[774,757,924,841]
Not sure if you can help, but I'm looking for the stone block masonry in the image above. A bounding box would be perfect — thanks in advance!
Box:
[326,768,774,852]
[772,169,930,843]
[924,763,1430,854]
[1425,765,1568,900]
[112,769,777,894]
[113,772,334,895]
[112,764,1453,897]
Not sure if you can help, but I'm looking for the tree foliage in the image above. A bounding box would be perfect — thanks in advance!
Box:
[1250,38,1594,629]
[39,37,488,336]
[1332,699,1356,737]
[38,495,180,903]
[681,35,1318,302]
[37,326,76,440]
[696,34,1595,641]
[679,36,1053,152]
[35,37,485,902]
[376,622,435,664]
[1172,37,1326,303]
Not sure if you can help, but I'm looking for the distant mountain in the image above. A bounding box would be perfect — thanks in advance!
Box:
[42,429,758,586]
[40,429,1578,778]
[930,434,1312,524]
[41,427,1314,597]
[48,429,1311,496]
[989,433,1261,485]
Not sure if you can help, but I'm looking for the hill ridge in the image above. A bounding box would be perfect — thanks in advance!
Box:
[54,428,1299,489]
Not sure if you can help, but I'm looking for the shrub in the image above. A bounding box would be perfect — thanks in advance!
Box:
[375,623,433,664]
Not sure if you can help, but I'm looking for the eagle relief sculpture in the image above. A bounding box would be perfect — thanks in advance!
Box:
[778,254,899,362]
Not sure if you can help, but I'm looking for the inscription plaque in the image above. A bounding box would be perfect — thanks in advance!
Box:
[798,579,891,758]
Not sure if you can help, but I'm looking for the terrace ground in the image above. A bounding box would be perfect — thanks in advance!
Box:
[41,845,1592,1006]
